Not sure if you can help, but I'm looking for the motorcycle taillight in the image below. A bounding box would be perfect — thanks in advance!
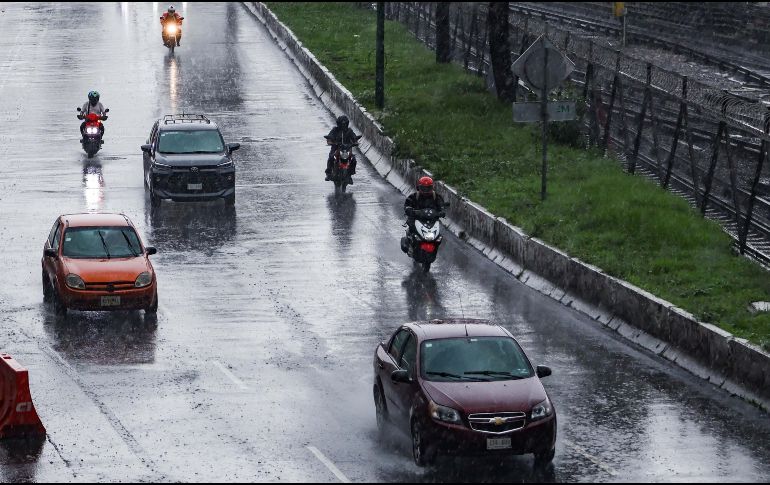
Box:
[420,242,436,253]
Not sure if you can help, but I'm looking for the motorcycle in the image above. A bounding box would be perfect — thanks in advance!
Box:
[161,17,183,52]
[401,204,449,273]
[325,135,361,194]
[76,107,108,158]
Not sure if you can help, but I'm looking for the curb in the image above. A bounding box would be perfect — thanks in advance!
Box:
[242,2,770,412]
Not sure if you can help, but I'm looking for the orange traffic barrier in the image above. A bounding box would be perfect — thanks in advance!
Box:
[0,353,46,439]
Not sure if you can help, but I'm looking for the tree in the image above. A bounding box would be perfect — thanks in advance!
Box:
[435,2,452,63]
[487,2,515,101]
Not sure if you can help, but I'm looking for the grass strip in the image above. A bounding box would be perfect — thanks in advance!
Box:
[267,2,770,350]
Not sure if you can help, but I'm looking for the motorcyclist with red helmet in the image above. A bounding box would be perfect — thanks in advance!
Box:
[160,5,184,46]
[404,176,446,235]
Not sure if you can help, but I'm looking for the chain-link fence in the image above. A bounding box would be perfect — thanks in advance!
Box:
[369,2,770,264]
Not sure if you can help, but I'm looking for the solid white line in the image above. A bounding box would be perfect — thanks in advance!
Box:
[213,360,249,391]
[307,446,351,483]
[563,439,617,477]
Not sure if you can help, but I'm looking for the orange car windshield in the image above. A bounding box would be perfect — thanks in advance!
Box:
[62,227,142,259]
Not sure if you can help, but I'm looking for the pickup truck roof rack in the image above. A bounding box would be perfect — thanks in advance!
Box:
[162,113,211,124]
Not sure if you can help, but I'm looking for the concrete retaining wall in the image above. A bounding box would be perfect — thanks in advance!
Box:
[243,2,770,411]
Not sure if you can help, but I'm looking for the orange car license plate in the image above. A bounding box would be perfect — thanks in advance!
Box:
[100,296,121,307]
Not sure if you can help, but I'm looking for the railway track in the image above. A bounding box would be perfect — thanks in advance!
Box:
[508,3,770,91]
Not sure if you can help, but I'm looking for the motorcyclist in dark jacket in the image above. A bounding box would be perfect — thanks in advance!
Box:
[325,115,359,183]
[404,176,446,235]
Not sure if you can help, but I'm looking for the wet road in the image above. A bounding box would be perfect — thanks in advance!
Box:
[1,2,769,482]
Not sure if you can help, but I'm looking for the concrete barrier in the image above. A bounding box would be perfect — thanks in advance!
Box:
[0,354,46,439]
[244,2,770,411]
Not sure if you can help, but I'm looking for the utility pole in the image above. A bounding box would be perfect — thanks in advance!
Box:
[376,2,385,109]
[614,2,627,47]
[541,25,549,201]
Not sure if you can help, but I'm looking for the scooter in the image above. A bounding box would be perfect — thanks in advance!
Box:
[76,107,108,158]
[325,135,361,194]
[401,204,449,273]
[161,17,183,52]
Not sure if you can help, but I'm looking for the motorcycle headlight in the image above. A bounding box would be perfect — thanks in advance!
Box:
[86,126,98,135]
[340,150,350,159]
[530,398,553,421]
[429,401,462,424]
[135,272,153,288]
[423,231,436,241]
[166,25,177,34]
[65,273,85,290]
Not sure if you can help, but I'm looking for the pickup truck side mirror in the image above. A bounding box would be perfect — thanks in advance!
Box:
[227,143,241,153]
[44,248,57,258]
[145,247,157,256]
[141,144,152,153]
[536,365,552,379]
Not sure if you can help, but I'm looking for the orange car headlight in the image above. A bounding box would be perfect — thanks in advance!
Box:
[135,272,153,288]
[65,273,85,290]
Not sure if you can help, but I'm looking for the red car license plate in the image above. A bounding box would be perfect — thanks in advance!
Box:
[486,437,511,450]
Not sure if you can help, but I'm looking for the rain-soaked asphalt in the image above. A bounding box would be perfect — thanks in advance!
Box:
[0,2,769,482]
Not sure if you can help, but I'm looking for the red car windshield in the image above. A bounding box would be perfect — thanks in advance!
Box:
[421,337,534,382]
[62,227,142,259]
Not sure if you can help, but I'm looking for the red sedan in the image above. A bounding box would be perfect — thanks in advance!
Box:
[373,319,556,466]
[41,213,158,316]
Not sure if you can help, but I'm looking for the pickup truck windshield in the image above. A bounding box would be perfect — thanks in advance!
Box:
[158,130,224,154]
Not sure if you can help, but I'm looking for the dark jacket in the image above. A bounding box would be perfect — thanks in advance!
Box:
[404,192,446,218]
[326,127,358,145]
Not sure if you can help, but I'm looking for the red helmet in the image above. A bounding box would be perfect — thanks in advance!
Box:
[417,176,434,196]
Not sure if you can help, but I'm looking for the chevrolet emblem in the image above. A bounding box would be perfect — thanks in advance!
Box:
[494,417,504,426]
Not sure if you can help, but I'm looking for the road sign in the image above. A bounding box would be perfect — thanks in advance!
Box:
[511,35,575,96]
[513,101,577,123]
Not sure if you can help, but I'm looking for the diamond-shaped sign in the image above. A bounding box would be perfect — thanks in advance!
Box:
[511,35,575,96]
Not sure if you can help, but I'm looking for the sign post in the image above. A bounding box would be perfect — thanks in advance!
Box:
[511,31,575,200]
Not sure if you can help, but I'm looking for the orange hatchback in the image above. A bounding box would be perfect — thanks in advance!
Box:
[41,213,158,316]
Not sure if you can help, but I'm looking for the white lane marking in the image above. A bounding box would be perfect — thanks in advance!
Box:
[307,446,351,483]
[563,439,617,477]
[213,360,249,391]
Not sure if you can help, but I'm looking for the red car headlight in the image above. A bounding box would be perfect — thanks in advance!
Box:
[429,400,462,424]
[531,398,553,421]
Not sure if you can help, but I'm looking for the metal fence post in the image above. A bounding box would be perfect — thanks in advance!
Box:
[740,117,770,253]
[629,63,652,174]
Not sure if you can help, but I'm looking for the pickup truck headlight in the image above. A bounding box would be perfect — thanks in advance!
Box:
[217,160,234,169]
[65,273,86,290]
[153,162,173,170]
